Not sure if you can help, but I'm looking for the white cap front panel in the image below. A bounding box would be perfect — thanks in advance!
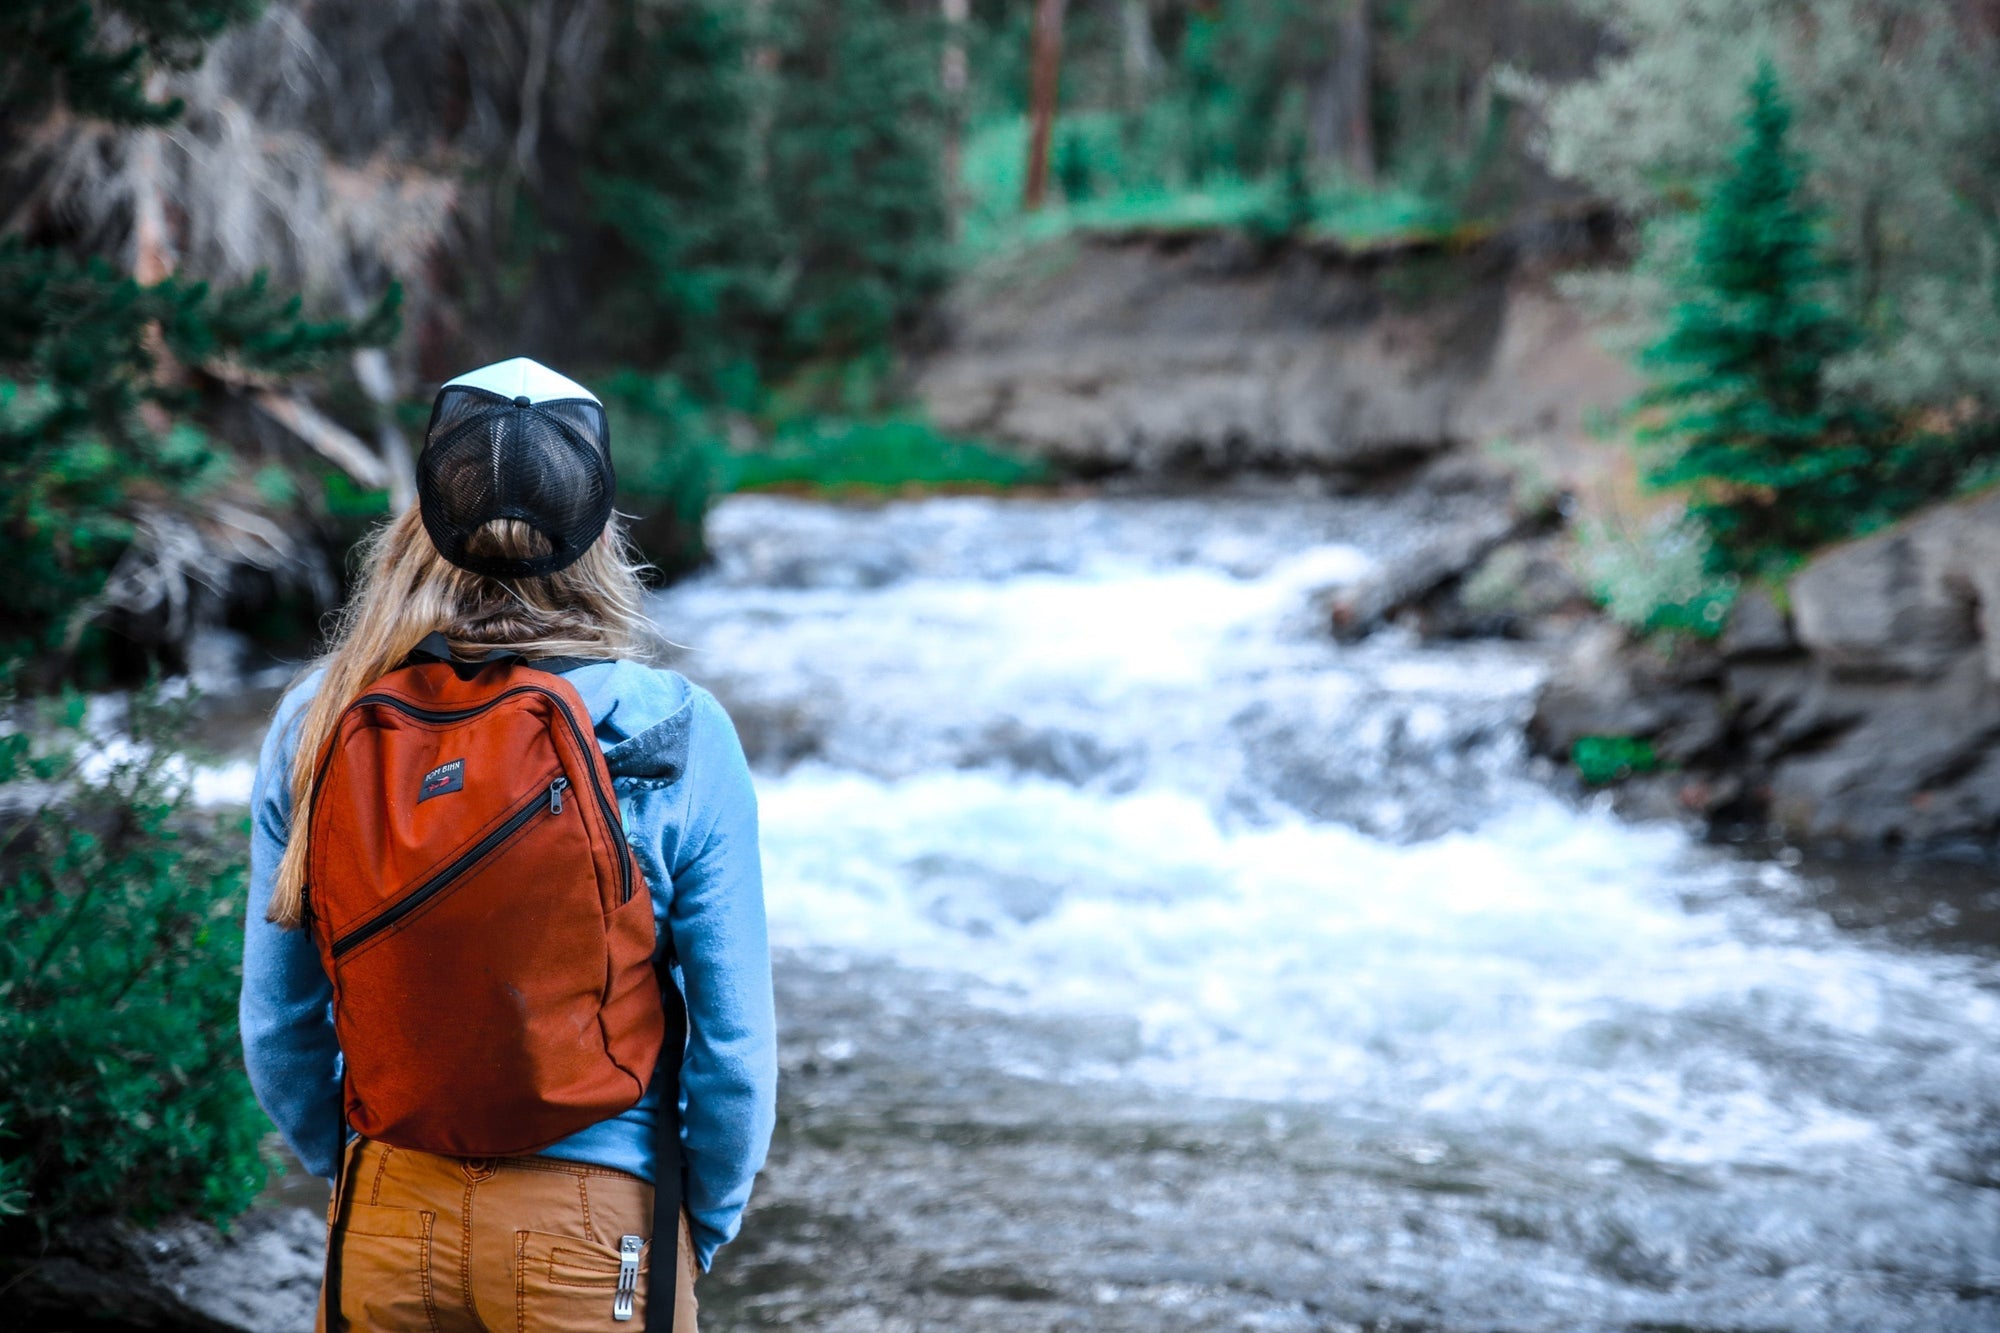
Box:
[443,356,600,406]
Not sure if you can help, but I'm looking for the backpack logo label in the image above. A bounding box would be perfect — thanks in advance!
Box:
[419,758,465,803]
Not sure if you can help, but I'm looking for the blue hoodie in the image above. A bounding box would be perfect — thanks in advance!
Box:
[240,660,776,1270]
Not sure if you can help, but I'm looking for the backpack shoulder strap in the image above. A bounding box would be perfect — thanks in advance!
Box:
[404,630,610,678]
[647,976,689,1332]
[403,631,524,681]
[532,654,615,675]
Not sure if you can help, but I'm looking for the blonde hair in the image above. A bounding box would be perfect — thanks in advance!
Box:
[267,507,661,928]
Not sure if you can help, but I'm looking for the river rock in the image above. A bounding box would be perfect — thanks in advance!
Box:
[1790,486,2000,681]
[4,1206,323,1333]
[1325,501,1526,641]
[1767,654,2000,847]
[1719,585,1793,659]
[1529,624,1725,764]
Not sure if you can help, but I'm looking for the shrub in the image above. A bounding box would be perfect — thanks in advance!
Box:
[0,678,267,1236]
[1572,734,1663,786]
[600,372,723,580]
[720,415,1047,495]
[1574,512,1739,639]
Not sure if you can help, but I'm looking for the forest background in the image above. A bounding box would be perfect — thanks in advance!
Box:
[3,0,1999,1269]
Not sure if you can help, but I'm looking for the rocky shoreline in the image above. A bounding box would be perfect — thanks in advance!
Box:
[1532,485,2000,855]
[917,220,1633,482]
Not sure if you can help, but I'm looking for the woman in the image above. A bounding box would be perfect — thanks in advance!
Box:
[241,357,775,1332]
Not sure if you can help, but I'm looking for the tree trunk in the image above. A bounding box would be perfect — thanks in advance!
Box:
[131,69,178,436]
[1337,0,1376,185]
[941,0,970,237]
[1120,0,1156,105]
[1023,0,1067,212]
[352,347,416,513]
[1308,53,1341,166]
[1957,0,2000,40]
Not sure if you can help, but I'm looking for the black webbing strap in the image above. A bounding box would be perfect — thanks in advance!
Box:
[404,630,610,679]
[647,974,690,1332]
[534,654,613,674]
[322,1082,353,1331]
[405,630,520,680]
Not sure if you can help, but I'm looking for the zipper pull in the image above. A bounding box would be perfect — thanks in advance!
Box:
[613,1233,641,1320]
[548,777,569,814]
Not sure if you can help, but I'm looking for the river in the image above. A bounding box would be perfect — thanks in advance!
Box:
[658,486,2000,1332]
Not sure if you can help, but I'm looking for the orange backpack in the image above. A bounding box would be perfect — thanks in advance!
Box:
[307,634,686,1329]
[304,633,668,1155]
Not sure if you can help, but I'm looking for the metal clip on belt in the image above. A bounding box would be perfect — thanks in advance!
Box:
[614,1234,642,1321]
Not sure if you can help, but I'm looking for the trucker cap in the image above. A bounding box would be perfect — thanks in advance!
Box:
[416,357,614,578]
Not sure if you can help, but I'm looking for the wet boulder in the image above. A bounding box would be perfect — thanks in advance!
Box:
[1718,585,1794,659]
[1790,486,2000,681]
[1766,654,2000,848]
[1528,623,1727,767]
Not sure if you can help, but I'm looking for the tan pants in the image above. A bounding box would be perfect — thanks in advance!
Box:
[317,1139,698,1332]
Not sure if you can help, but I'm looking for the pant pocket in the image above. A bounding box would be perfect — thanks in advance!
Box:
[333,1202,437,1331]
[516,1229,649,1330]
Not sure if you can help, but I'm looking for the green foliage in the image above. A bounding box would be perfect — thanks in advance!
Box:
[584,0,770,392]
[0,0,400,669]
[604,365,1042,509]
[1638,63,1871,574]
[600,372,723,579]
[0,1,263,127]
[0,240,399,661]
[958,114,1449,257]
[1545,0,2000,418]
[764,0,951,367]
[719,415,1047,495]
[575,0,951,412]
[1575,513,1739,638]
[946,0,1582,262]
[1054,127,1097,205]
[0,678,267,1234]
[1245,91,1318,244]
[1571,734,1663,786]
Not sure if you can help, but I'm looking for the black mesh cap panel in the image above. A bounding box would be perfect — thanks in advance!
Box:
[416,385,614,578]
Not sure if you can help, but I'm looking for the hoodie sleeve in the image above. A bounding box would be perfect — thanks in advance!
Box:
[667,686,777,1268]
[239,670,346,1180]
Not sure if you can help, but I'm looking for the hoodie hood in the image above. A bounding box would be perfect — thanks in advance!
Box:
[561,660,694,784]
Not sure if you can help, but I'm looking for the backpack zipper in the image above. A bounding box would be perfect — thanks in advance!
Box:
[318,685,632,906]
[331,777,565,959]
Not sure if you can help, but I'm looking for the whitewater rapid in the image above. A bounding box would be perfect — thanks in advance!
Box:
[663,488,1997,1330]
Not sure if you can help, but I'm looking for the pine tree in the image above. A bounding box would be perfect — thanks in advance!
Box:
[0,2,397,666]
[765,0,951,379]
[0,1,262,127]
[1640,60,1872,574]
[584,0,772,394]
